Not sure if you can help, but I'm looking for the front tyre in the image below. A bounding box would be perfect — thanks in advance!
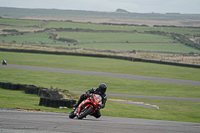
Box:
[69,111,76,119]
[77,106,93,119]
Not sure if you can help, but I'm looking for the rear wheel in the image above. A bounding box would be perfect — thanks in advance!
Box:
[77,106,93,119]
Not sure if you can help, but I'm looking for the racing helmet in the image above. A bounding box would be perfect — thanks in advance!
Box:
[98,83,107,93]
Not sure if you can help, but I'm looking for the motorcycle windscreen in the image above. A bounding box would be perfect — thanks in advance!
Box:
[94,94,102,102]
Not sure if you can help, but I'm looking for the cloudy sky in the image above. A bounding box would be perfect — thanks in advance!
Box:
[0,0,199,14]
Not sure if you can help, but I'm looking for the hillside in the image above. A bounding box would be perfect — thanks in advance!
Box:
[1,7,200,27]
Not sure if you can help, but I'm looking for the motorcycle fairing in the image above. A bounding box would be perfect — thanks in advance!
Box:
[76,99,93,116]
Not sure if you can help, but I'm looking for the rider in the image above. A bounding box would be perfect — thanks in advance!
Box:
[2,60,6,64]
[73,83,107,118]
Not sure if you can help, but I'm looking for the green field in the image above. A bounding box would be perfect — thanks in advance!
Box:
[44,21,200,35]
[0,18,45,27]
[0,32,55,44]
[1,51,200,81]
[1,31,173,43]
[55,32,173,43]
[1,18,198,35]
[1,88,200,123]
[44,21,134,31]
[1,66,200,98]
[0,25,44,34]
[46,42,200,53]
[0,52,200,123]
[1,31,200,54]
[1,18,200,55]
[1,30,199,52]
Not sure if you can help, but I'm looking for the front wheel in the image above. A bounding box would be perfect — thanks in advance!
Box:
[69,111,76,119]
[77,106,93,119]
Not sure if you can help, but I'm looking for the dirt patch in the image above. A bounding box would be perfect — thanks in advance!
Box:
[20,16,200,27]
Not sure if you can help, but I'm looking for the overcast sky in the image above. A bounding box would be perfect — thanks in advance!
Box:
[0,0,199,14]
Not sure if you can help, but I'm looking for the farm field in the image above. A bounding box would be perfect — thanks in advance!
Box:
[0,32,54,44]
[0,18,45,27]
[44,21,135,31]
[44,21,200,35]
[1,18,200,34]
[0,18,200,51]
[1,18,200,35]
[1,18,200,55]
[46,43,198,53]
[0,31,173,43]
[1,28,199,55]
[55,32,173,43]
[0,25,44,34]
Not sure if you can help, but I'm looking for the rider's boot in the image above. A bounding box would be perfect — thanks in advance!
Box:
[73,98,83,108]
[73,94,86,108]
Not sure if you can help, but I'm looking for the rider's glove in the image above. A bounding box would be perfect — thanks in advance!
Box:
[85,93,91,97]
[85,90,91,97]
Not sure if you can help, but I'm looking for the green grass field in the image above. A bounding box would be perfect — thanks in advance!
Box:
[1,51,200,81]
[1,67,200,98]
[1,18,200,36]
[0,25,44,34]
[1,18,200,55]
[0,18,45,27]
[55,32,173,43]
[44,21,134,31]
[0,88,70,113]
[1,31,200,53]
[1,31,173,43]
[0,51,200,123]
[1,88,200,123]
[45,42,200,53]
[0,32,55,44]
[0,67,200,123]
[1,55,200,123]
[44,21,200,35]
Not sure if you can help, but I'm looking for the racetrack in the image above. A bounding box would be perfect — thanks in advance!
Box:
[1,64,200,87]
[0,109,199,133]
[1,64,200,132]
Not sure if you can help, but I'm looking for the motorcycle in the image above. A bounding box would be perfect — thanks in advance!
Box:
[69,93,102,119]
[2,61,7,65]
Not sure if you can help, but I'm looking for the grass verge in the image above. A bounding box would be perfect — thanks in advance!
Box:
[1,51,200,123]
[0,88,71,113]
[1,67,200,98]
[1,51,200,81]
[1,88,200,123]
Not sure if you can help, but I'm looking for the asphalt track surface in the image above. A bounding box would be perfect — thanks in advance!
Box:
[0,109,200,133]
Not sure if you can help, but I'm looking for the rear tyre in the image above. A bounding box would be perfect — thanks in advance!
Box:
[77,106,93,119]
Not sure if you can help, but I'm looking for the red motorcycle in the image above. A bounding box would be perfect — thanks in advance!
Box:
[69,94,102,119]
